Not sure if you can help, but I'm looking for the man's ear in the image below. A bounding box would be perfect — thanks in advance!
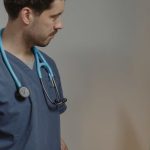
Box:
[20,7,34,25]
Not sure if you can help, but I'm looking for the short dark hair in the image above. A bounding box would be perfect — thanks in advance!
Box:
[4,0,55,19]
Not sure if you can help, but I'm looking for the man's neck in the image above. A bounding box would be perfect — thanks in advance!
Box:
[2,24,34,61]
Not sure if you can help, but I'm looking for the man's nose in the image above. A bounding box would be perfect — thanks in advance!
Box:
[54,19,64,30]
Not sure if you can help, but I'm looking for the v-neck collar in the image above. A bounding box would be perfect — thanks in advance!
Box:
[5,50,36,72]
[4,50,42,86]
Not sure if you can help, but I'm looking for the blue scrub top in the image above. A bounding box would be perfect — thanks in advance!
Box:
[0,50,67,150]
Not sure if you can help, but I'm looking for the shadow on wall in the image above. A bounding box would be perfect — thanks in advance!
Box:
[117,108,143,150]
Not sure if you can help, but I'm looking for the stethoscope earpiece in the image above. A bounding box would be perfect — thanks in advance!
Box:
[15,86,30,101]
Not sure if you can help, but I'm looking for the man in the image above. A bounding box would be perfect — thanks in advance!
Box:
[0,0,68,149]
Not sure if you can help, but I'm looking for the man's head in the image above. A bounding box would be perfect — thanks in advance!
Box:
[3,0,65,47]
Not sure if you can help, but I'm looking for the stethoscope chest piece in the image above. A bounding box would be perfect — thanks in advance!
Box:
[15,86,30,101]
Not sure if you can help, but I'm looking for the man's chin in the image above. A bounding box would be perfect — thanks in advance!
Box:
[37,39,52,47]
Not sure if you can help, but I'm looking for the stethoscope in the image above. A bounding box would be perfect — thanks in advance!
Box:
[0,28,67,108]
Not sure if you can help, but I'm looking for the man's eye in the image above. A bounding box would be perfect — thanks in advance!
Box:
[50,16,57,22]
[51,13,62,21]
[52,16,58,20]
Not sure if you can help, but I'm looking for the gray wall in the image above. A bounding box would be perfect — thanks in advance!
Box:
[1,0,150,150]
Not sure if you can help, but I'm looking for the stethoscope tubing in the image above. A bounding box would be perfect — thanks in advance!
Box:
[33,47,54,79]
[0,29,22,88]
[33,47,61,99]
